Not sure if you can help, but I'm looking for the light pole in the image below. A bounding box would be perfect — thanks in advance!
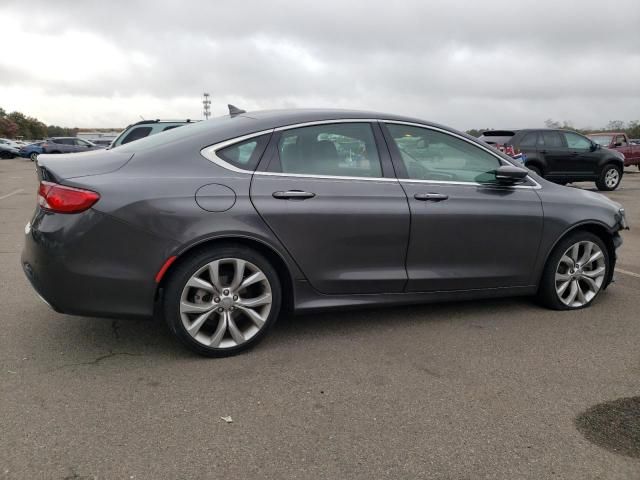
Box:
[202,93,211,120]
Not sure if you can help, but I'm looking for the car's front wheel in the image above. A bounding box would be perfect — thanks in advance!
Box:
[596,164,622,191]
[30,152,38,162]
[163,246,281,357]
[538,232,610,310]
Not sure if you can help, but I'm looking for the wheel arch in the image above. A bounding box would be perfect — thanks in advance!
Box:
[155,235,296,315]
[539,221,617,289]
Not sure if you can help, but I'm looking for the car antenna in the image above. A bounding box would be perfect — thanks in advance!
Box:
[228,104,246,117]
[139,115,145,121]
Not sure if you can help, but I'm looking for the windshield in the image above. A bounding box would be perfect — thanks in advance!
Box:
[589,135,613,146]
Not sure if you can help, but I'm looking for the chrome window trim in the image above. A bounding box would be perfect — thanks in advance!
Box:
[199,118,541,189]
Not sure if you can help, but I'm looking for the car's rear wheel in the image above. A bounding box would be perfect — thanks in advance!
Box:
[596,164,622,191]
[163,246,281,357]
[0,151,12,159]
[30,152,38,162]
[538,232,609,310]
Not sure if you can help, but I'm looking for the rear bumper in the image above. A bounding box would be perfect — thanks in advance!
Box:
[21,208,178,319]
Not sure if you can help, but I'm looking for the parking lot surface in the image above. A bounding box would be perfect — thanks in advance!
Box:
[1,158,639,479]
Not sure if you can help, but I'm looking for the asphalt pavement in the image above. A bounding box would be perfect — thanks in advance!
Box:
[1,158,639,479]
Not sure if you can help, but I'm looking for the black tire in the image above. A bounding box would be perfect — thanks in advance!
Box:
[537,231,610,310]
[596,163,622,191]
[50,150,61,154]
[30,152,38,162]
[163,246,282,357]
[527,165,542,177]
[0,151,12,159]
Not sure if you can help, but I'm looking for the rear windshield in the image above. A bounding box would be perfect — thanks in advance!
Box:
[478,130,516,145]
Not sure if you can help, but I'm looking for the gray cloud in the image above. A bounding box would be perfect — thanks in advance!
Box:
[1,0,639,129]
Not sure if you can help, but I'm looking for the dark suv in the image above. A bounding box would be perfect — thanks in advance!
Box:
[478,129,625,191]
[110,119,196,148]
[41,137,100,154]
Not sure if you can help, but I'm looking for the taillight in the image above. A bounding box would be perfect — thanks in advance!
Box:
[37,181,100,213]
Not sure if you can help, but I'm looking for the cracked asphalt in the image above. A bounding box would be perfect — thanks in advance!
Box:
[1,158,639,479]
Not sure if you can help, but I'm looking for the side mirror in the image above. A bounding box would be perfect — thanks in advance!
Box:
[614,142,623,147]
[590,143,599,151]
[494,165,528,184]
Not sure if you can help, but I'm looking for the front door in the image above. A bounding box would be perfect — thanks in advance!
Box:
[250,121,410,295]
[382,122,544,292]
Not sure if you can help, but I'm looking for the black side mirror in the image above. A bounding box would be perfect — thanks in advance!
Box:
[494,165,528,184]
[590,143,599,151]
[614,142,623,147]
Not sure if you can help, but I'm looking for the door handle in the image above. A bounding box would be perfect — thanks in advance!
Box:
[272,190,316,200]
[414,193,449,202]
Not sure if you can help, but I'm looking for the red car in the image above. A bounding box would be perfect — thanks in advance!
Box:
[588,132,640,169]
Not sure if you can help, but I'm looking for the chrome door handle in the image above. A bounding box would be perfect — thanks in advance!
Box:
[272,190,316,200]
[414,193,449,202]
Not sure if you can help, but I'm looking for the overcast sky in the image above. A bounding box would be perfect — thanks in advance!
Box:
[1,0,639,130]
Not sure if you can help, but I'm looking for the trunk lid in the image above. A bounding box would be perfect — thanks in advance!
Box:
[36,149,134,181]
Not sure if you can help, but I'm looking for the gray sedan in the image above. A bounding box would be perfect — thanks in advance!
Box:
[22,108,627,356]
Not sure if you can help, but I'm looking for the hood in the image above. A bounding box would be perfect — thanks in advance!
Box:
[37,149,134,181]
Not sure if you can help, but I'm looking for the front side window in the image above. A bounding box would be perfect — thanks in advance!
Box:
[386,124,501,183]
[615,135,628,146]
[563,132,591,150]
[121,126,153,145]
[275,123,382,178]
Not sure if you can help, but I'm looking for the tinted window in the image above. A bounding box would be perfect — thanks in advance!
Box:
[121,127,153,145]
[387,124,501,183]
[615,135,628,146]
[217,134,270,170]
[563,132,591,149]
[540,131,564,148]
[519,132,538,147]
[275,123,382,178]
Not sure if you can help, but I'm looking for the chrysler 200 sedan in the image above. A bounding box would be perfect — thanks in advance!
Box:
[22,108,627,356]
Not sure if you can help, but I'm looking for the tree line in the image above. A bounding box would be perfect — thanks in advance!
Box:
[467,120,640,139]
[0,107,78,140]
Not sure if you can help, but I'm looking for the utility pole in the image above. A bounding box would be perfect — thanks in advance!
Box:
[202,93,211,120]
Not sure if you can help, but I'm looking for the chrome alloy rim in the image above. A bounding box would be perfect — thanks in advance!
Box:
[605,168,620,188]
[180,258,272,348]
[555,241,606,307]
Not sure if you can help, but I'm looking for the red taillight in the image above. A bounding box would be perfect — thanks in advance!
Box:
[38,181,100,213]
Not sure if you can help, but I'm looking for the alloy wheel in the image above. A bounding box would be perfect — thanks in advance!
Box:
[604,168,620,189]
[555,240,606,307]
[179,258,272,349]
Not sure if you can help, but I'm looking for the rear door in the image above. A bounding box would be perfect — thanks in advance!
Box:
[250,121,410,294]
[382,122,543,292]
[537,130,568,176]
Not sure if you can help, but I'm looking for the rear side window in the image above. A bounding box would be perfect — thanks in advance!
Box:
[216,134,271,171]
[540,131,564,148]
[273,123,382,178]
[519,132,538,147]
[121,127,153,145]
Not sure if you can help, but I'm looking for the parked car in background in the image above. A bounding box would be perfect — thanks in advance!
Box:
[40,137,101,154]
[22,108,627,357]
[90,139,113,148]
[0,138,21,149]
[18,142,45,161]
[0,142,19,159]
[630,139,640,145]
[479,129,625,190]
[587,132,640,169]
[110,119,196,148]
